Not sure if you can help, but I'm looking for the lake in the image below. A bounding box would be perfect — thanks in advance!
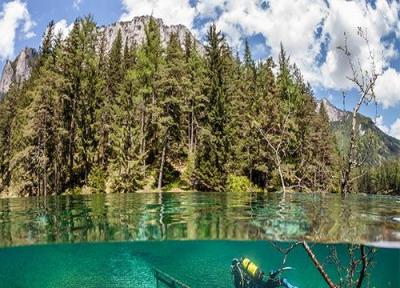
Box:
[0,192,399,287]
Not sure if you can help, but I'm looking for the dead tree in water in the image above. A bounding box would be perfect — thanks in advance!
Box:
[271,241,376,288]
[337,28,380,194]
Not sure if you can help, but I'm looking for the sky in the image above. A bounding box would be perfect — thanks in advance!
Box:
[0,0,399,139]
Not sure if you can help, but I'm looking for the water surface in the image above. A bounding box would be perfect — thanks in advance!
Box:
[0,192,399,247]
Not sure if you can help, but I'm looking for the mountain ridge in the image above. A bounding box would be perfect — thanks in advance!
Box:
[317,98,400,161]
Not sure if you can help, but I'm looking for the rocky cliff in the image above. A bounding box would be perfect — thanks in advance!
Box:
[97,16,203,53]
[316,98,346,122]
[0,47,37,98]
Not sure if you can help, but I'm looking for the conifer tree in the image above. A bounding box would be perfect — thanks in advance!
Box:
[108,44,144,192]
[98,29,123,169]
[156,32,189,188]
[134,17,164,176]
[194,24,233,191]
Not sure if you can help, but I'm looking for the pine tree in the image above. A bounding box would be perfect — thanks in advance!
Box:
[108,52,144,193]
[75,16,99,184]
[313,102,339,191]
[194,24,233,191]
[134,17,164,177]
[98,29,123,169]
[156,32,189,188]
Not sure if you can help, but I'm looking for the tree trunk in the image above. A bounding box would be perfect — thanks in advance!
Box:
[140,108,146,173]
[302,241,337,288]
[341,101,361,194]
[276,155,286,194]
[158,141,167,190]
[356,245,367,288]
[190,105,195,154]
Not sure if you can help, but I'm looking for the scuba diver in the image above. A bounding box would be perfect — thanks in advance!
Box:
[231,258,299,288]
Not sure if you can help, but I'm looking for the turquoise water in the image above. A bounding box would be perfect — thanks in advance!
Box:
[0,192,399,287]
[0,192,399,246]
[0,241,398,288]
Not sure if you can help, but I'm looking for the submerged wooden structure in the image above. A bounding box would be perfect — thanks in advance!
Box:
[154,268,191,288]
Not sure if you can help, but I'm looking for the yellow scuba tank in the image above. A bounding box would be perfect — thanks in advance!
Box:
[241,258,262,280]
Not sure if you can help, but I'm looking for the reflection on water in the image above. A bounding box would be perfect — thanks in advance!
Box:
[0,192,399,247]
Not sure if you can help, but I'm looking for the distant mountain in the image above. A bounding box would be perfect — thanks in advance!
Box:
[97,16,203,54]
[317,99,400,163]
[0,16,201,99]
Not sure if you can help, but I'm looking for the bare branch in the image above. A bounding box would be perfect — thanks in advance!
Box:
[302,241,337,288]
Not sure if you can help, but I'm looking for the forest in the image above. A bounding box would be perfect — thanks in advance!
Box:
[0,16,397,197]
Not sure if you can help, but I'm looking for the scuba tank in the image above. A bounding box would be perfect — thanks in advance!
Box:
[241,258,263,280]
[231,257,299,288]
[231,258,265,288]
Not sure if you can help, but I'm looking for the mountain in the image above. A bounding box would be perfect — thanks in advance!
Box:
[317,99,400,162]
[0,47,38,99]
[0,16,202,100]
[97,16,203,53]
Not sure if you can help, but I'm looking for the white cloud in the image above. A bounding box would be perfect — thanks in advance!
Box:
[195,0,327,82]
[377,116,400,140]
[191,0,400,106]
[389,119,400,140]
[320,0,400,90]
[0,0,35,60]
[53,19,73,40]
[73,0,82,10]
[120,0,196,28]
[376,116,389,134]
[117,0,400,109]
[375,68,400,109]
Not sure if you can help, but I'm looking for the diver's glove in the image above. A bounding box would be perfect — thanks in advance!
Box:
[269,270,280,279]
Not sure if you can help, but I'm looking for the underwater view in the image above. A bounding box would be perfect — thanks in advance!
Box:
[0,192,399,287]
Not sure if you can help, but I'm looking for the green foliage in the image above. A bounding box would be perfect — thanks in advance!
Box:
[353,159,400,195]
[226,175,258,193]
[0,16,345,196]
[87,166,106,193]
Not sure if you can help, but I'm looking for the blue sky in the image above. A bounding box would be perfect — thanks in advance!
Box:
[0,0,399,139]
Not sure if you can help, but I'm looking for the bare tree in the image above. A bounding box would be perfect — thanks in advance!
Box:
[271,241,376,288]
[254,110,293,194]
[337,28,381,194]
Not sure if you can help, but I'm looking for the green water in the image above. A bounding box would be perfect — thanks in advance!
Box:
[0,192,399,287]
[0,192,399,246]
[0,241,398,288]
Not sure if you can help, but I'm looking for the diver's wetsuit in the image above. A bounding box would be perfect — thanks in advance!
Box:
[264,274,297,288]
[231,259,298,288]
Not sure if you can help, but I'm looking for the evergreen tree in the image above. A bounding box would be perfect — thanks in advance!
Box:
[156,32,189,188]
[134,17,164,177]
[98,28,123,169]
[0,18,346,196]
[194,24,233,191]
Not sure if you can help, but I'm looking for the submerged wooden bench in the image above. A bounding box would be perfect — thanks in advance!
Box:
[154,268,191,288]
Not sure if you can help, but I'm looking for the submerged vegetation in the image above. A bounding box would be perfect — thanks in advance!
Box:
[0,16,397,197]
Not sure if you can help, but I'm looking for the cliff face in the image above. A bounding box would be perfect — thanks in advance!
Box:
[97,16,203,53]
[316,98,346,122]
[317,98,400,161]
[0,47,38,98]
